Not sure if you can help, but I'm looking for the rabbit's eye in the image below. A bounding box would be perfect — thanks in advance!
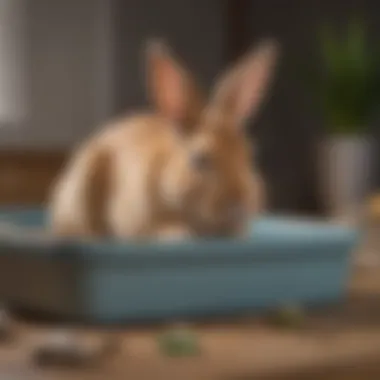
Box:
[190,151,213,171]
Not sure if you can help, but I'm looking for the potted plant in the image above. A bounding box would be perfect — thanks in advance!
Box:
[310,18,380,218]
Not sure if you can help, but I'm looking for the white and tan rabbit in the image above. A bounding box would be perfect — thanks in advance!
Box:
[48,39,279,240]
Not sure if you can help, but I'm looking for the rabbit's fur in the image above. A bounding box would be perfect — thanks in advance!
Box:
[48,39,279,240]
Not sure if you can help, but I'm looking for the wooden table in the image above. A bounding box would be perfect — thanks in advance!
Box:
[1,265,380,380]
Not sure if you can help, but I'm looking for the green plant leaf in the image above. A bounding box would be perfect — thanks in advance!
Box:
[318,22,342,75]
[309,17,380,134]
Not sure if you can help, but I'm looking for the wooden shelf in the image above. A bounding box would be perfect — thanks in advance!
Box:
[0,150,67,204]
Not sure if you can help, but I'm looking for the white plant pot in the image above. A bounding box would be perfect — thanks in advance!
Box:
[319,134,373,219]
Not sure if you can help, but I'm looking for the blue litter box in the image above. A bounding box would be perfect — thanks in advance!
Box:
[0,208,360,324]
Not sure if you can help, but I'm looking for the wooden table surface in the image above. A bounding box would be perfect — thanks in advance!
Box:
[1,265,380,380]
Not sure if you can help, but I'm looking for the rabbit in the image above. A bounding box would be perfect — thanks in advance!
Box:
[48,38,279,240]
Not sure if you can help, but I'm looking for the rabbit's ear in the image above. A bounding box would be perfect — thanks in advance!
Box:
[146,40,203,125]
[210,39,279,127]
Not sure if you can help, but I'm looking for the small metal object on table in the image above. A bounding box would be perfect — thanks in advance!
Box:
[32,328,118,368]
